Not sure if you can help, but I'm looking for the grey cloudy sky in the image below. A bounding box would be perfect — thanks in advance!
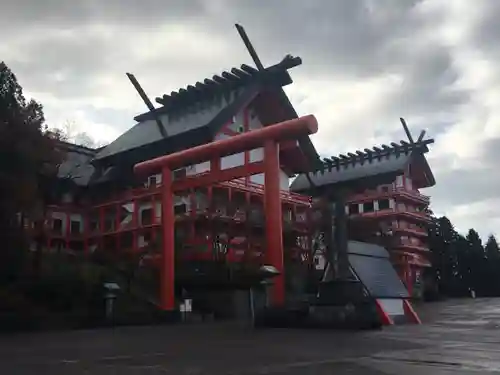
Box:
[2,0,499,240]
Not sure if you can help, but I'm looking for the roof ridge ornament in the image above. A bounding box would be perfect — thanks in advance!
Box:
[150,24,302,112]
[126,73,167,138]
[314,117,434,174]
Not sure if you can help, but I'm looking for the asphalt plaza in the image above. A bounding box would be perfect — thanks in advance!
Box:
[2,298,500,374]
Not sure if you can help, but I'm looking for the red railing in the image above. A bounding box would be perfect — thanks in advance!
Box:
[347,187,430,204]
[350,208,431,220]
[395,188,430,203]
[92,175,311,209]
[393,226,429,237]
[393,237,429,252]
[218,179,311,205]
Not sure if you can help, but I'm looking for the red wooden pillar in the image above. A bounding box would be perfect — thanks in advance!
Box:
[115,202,121,251]
[151,195,156,241]
[243,108,250,185]
[406,260,413,295]
[264,140,285,306]
[132,199,138,252]
[161,166,175,311]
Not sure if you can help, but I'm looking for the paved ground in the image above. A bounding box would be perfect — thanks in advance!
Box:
[2,298,500,374]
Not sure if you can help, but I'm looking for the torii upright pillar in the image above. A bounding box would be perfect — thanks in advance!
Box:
[263,139,285,305]
[134,115,318,311]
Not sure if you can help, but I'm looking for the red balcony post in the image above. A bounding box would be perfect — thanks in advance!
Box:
[406,260,413,295]
[264,140,285,306]
[115,202,121,251]
[161,166,176,311]
[151,195,156,241]
[243,107,250,185]
[189,189,196,238]
[132,198,138,252]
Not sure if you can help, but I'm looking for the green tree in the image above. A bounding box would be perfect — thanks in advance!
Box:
[483,235,500,296]
[463,229,486,295]
[0,62,64,281]
[428,216,462,295]
[485,235,500,259]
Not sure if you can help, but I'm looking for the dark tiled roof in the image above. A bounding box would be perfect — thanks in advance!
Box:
[57,142,96,186]
[290,139,434,192]
[94,86,260,162]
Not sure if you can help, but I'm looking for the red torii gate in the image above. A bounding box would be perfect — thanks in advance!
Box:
[134,115,318,311]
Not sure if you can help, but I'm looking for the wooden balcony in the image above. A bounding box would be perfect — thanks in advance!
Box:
[349,208,432,223]
[347,187,430,205]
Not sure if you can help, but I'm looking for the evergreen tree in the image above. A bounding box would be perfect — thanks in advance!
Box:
[464,229,486,295]
[428,216,462,296]
[0,62,63,281]
[426,213,500,298]
[454,234,472,296]
[485,235,500,259]
[483,235,500,296]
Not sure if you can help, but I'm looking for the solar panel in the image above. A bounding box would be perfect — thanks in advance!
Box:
[348,241,409,299]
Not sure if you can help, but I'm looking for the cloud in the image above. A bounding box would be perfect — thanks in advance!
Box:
[1,0,499,238]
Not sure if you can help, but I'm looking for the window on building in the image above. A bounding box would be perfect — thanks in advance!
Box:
[348,203,360,214]
[70,220,81,234]
[406,177,413,190]
[53,218,63,234]
[380,185,390,193]
[378,199,390,210]
[89,220,98,232]
[363,201,375,212]
[173,168,187,180]
[141,208,153,225]
[395,175,404,187]
[174,204,187,215]
[143,231,152,243]
[103,217,114,231]
[121,232,133,248]
[148,175,157,187]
